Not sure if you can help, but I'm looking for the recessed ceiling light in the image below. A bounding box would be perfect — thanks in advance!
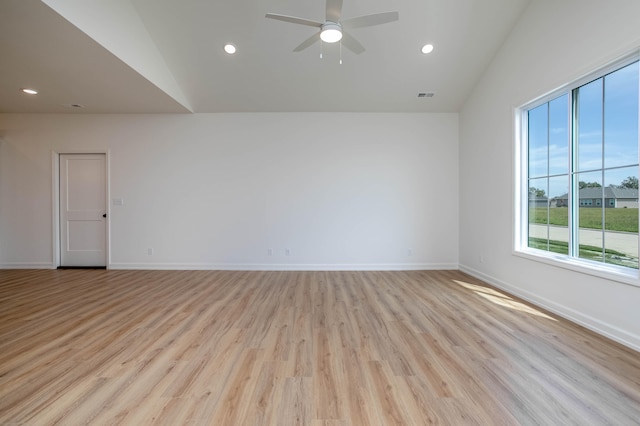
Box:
[21,88,38,95]
[224,44,236,54]
[421,44,434,54]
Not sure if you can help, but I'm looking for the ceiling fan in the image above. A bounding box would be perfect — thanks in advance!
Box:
[265,0,399,54]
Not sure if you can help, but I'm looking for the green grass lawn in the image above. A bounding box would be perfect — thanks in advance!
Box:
[528,237,638,269]
[530,207,638,233]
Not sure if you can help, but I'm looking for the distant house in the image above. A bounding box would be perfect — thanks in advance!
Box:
[551,187,638,208]
[528,194,548,208]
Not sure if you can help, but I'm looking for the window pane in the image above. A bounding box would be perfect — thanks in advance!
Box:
[548,175,569,254]
[576,171,604,263]
[604,167,638,269]
[604,62,639,169]
[549,94,569,175]
[528,104,548,178]
[528,177,548,250]
[577,79,603,172]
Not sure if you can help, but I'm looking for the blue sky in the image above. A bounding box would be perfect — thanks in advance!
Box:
[528,60,639,200]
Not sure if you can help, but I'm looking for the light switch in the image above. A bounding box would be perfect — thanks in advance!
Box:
[112,198,124,206]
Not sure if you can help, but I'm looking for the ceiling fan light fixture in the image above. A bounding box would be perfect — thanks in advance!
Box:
[421,44,434,54]
[265,1,398,54]
[320,23,342,43]
[223,44,236,54]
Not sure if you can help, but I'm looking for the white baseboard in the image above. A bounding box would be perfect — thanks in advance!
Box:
[108,262,459,271]
[459,263,640,353]
[0,262,55,269]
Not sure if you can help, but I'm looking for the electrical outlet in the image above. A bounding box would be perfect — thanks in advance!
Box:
[267,248,273,256]
[285,248,291,256]
[147,248,154,255]
[479,255,484,263]
[407,248,413,257]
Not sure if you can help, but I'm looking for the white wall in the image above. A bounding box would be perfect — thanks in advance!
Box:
[0,113,459,270]
[459,0,640,350]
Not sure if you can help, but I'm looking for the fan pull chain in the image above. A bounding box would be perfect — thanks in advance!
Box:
[339,41,342,64]
[320,41,323,59]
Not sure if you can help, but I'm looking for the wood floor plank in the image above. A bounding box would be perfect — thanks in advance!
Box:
[1,269,639,424]
[279,376,313,425]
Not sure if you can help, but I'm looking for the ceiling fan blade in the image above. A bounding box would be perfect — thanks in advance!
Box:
[265,13,322,28]
[325,0,343,23]
[341,11,399,29]
[340,32,365,54]
[293,32,321,52]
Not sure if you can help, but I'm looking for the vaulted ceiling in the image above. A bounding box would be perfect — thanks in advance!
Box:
[0,0,529,113]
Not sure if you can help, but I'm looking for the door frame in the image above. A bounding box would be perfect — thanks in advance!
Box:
[52,150,111,268]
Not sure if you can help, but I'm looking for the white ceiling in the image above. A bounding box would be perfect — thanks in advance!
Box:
[0,0,530,114]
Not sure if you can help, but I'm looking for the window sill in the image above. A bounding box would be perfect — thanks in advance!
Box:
[514,248,640,288]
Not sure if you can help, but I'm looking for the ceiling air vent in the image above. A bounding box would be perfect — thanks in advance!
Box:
[417,92,435,98]
[60,104,85,109]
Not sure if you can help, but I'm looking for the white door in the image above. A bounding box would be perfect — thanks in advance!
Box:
[60,154,107,267]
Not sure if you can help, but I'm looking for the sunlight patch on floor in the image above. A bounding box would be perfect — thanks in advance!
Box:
[453,280,556,321]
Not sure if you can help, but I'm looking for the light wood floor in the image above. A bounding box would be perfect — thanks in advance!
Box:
[1,270,639,425]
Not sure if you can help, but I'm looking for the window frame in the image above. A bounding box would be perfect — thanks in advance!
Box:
[515,52,640,287]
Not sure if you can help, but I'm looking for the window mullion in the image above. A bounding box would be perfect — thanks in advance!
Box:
[547,103,551,251]
[601,79,606,262]
[570,88,579,259]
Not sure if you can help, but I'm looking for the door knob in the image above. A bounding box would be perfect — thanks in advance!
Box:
[103,213,107,218]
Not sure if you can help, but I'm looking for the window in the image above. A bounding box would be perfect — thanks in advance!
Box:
[520,56,639,273]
